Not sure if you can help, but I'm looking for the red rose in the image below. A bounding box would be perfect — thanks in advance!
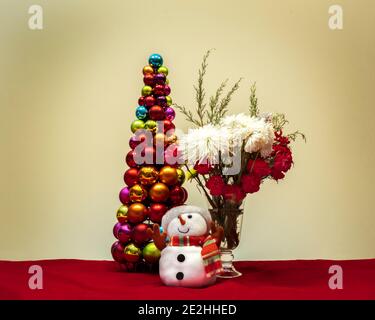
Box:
[273,153,293,173]
[241,174,261,194]
[194,162,213,175]
[223,184,246,203]
[206,175,225,196]
[271,168,285,180]
[246,159,271,178]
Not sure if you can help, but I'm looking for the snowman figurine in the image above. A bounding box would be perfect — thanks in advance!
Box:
[147,205,224,287]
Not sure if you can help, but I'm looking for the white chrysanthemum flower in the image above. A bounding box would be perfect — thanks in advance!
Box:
[244,118,274,157]
[220,113,258,140]
[179,124,230,165]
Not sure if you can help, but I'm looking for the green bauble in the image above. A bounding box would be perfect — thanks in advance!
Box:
[165,96,172,106]
[144,120,157,132]
[141,86,153,96]
[131,120,145,133]
[142,242,161,264]
[157,66,168,76]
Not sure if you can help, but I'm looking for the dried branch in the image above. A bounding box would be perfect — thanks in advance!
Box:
[287,130,307,142]
[249,82,259,117]
[207,79,228,124]
[173,103,201,127]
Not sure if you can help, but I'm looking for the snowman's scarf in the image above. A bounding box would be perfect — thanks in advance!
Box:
[169,235,223,277]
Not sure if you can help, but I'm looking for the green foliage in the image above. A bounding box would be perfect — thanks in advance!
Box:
[249,82,259,117]
[288,130,307,142]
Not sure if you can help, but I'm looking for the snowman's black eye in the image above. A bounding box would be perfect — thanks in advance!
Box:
[187,215,192,219]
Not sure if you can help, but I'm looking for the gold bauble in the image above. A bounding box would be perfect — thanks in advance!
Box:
[124,243,142,263]
[176,168,185,185]
[159,166,178,186]
[129,184,147,202]
[116,205,129,224]
[128,203,147,224]
[185,168,197,180]
[138,166,159,186]
[149,182,170,202]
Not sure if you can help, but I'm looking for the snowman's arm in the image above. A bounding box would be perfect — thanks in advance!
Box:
[210,221,224,245]
[147,224,168,251]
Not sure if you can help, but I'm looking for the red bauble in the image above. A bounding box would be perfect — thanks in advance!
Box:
[153,84,164,96]
[125,150,137,167]
[111,241,126,263]
[169,186,188,205]
[143,74,155,86]
[162,119,175,133]
[140,146,156,165]
[148,203,168,223]
[138,96,145,106]
[129,132,147,149]
[132,223,151,245]
[149,105,165,121]
[144,96,156,107]
[163,85,171,96]
[123,168,139,186]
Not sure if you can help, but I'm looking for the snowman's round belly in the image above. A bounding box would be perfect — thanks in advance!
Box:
[159,246,216,287]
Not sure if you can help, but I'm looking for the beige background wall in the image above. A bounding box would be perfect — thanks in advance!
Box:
[1,0,374,260]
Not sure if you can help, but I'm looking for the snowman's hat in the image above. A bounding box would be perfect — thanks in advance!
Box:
[161,205,212,232]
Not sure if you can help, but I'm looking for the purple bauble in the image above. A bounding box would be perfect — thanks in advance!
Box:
[113,222,122,238]
[164,107,175,121]
[156,96,167,107]
[154,73,166,85]
[117,223,133,244]
[119,187,130,205]
[163,85,171,96]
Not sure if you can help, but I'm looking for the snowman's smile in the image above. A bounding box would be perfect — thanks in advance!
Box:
[178,227,190,234]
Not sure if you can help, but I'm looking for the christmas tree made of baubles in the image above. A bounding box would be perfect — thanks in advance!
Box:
[111,54,188,271]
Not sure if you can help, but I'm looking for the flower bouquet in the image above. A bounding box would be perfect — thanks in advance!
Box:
[176,51,305,277]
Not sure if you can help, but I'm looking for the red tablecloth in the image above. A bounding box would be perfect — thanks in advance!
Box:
[0,259,374,300]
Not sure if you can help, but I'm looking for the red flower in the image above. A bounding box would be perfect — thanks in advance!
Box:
[271,168,285,180]
[246,159,271,178]
[273,153,293,173]
[223,184,246,203]
[241,174,261,194]
[205,175,225,196]
[274,130,290,145]
[194,162,213,175]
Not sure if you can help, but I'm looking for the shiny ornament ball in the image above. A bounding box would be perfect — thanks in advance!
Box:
[143,74,155,86]
[162,119,175,133]
[159,166,179,186]
[138,96,145,106]
[133,223,151,245]
[131,120,145,133]
[164,107,175,121]
[135,105,148,120]
[143,65,154,75]
[144,96,156,107]
[123,243,142,263]
[156,96,167,107]
[163,85,171,96]
[148,54,163,68]
[113,222,121,238]
[154,73,166,85]
[123,168,139,187]
[141,146,156,165]
[116,205,129,223]
[138,166,159,186]
[129,184,148,202]
[185,167,197,180]
[148,203,168,223]
[143,242,161,264]
[141,85,153,96]
[149,183,170,202]
[117,223,133,244]
[165,96,172,106]
[153,84,164,96]
[165,133,177,145]
[154,132,166,146]
[128,203,147,224]
[111,241,126,263]
[169,186,188,205]
[176,168,185,185]
[144,120,157,133]
[164,144,181,166]
[149,105,165,121]
[125,150,137,168]
[119,187,131,205]
[129,132,148,150]
[157,66,168,76]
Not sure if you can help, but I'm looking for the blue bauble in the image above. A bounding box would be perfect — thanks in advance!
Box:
[148,54,163,68]
[135,105,148,120]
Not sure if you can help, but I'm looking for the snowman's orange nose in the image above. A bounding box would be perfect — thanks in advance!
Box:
[178,215,186,225]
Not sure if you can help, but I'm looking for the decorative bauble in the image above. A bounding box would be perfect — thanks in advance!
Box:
[148,203,168,223]
[157,66,168,76]
[143,65,154,75]
[133,223,151,245]
[165,133,177,145]
[141,146,156,164]
[149,183,170,202]
[143,96,155,107]
[127,203,147,224]
[135,105,148,120]
[165,79,169,85]
[156,96,167,107]
[131,120,145,133]
[185,167,197,180]
[169,186,188,205]
[162,119,175,133]
[176,168,185,185]
[153,84,164,96]
[163,85,171,96]
[165,96,172,106]
[164,107,175,121]
[143,242,161,264]
[148,54,163,68]
[111,241,126,263]
[129,132,147,149]
[123,243,142,263]
[141,85,153,96]
[154,73,166,85]
[154,132,166,146]
[113,222,121,238]
[138,96,145,106]
[119,187,130,205]
[159,166,178,186]
[129,184,147,202]
[149,105,165,121]
[143,74,155,86]
[117,223,133,243]
[116,205,129,223]
[126,150,137,167]
[164,144,182,166]
[138,166,158,186]
[123,168,139,186]
[144,120,157,133]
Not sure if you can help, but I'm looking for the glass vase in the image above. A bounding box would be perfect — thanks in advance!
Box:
[209,203,244,278]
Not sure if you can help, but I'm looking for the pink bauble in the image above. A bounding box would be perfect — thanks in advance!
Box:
[113,222,122,238]
[163,85,171,96]
[164,107,175,121]
[117,223,133,244]
[119,187,130,204]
